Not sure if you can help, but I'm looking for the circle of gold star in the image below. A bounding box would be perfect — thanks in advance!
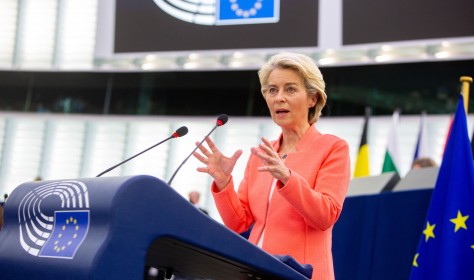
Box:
[229,0,263,18]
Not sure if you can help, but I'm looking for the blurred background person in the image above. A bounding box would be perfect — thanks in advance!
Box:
[0,193,8,230]
[412,157,438,169]
[188,190,208,215]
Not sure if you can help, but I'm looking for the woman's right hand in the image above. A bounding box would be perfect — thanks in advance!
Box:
[193,137,242,191]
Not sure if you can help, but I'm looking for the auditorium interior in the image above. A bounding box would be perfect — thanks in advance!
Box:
[0,0,473,279]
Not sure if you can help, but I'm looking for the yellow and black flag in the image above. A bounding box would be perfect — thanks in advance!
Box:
[353,107,370,178]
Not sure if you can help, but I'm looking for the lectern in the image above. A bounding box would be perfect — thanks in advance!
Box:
[346,171,400,197]
[0,175,311,280]
[392,167,439,192]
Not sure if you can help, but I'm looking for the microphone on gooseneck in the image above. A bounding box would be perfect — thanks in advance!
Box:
[167,114,228,186]
[96,126,188,177]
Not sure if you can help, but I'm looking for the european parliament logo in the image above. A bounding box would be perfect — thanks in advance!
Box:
[39,211,89,259]
[18,180,90,259]
[153,0,279,25]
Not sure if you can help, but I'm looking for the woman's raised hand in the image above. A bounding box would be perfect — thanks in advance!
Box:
[193,137,242,191]
[250,137,290,185]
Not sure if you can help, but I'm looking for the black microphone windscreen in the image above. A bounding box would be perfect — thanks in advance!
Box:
[217,114,228,126]
[174,126,188,138]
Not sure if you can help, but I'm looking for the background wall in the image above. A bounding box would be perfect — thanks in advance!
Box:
[0,0,473,221]
[0,112,469,221]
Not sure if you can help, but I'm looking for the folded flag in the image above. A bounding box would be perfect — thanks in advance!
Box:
[409,95,474,279]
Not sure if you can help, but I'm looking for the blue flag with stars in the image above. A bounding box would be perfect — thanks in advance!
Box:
[216,0,279,25]
[409,94,474,279]
[39,210,89,259]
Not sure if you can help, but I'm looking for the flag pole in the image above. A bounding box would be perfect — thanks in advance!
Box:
[460,76,472,114]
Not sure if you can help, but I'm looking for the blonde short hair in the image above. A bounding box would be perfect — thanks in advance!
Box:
[258,52,327,124]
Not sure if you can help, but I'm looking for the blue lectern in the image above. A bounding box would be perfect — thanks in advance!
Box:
[0,175,310,280]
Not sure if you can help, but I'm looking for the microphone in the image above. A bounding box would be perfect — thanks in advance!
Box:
[96,126,188,177]
[167,114,228,185]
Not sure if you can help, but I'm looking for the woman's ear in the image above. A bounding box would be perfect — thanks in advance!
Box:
[309,95,318,107]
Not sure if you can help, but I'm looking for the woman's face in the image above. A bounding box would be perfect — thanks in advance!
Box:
[264,68,316,129]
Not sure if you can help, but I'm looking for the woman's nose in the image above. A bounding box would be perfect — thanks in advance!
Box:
[275,90,285,101]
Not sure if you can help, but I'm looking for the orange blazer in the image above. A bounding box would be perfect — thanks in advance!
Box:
[212,124,351,280]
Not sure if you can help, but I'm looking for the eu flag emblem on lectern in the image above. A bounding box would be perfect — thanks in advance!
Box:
[39,210,89,259]
[409,95,474,279]
[216,0,279,25]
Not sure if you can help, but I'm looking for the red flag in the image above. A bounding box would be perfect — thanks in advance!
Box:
[442,115,453,155]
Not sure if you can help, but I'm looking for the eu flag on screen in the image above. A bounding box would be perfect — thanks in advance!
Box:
[409,95,474,279]
[216,0,279,25]
[39,210,89,259]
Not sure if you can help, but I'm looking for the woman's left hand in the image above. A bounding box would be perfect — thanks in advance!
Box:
[250,137,291,185]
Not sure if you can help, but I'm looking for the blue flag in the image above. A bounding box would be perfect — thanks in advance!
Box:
[413,111,429,162]
[409,95,474,279]
[39,210,89,259]
[216,0,279,25]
